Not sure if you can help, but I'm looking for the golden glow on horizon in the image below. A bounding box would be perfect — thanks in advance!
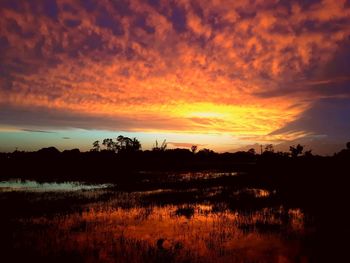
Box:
[171,102,305,136]
[0,84,307,138]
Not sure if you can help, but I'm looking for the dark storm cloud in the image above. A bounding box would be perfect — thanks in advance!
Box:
[262,37,350,143]
[279,0,322,11]
[6,18,22,35]
[64,19,81,28]
[255,38,350,99]
[0,36,9,50]
[42,0,59,20]
[134,15,155,34]
[0,0,23,12]
[80,0,98,12]
[95,8,124,36]
[110,0,133,17]
[171,6,187,33]
[270,98,350,140]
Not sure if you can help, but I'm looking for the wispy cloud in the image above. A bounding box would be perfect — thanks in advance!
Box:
[168,142,206,148]
[21,129,56,134]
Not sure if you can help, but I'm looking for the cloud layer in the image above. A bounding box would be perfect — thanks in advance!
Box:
[1,0,350,145]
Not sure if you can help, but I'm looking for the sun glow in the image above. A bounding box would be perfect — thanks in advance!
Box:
[164,101,304,136]
[188,111,227,119]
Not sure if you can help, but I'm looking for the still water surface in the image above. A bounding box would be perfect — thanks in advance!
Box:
[2,175,310,262]
[0,179,112,192]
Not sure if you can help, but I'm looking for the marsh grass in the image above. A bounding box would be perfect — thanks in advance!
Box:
[1,181,308,263]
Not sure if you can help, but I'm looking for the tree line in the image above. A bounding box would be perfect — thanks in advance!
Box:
[87,135,350,158]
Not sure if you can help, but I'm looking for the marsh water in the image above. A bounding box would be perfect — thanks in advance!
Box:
[1,173,313,262]
[0,180,112,192]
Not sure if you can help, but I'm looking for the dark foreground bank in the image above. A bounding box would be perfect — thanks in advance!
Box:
[1,143,350,262]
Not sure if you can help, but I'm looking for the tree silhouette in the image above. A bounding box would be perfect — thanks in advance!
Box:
[131,137,142,151]
[197,148,215,157]
[191,145,198,153]
[264,144,274,153]
[247,148,256,155]
[289,144,304,157]
[91,140,100,152]
[347,142,350,150]
[118,136,141,152]
[153,139,167,151]
[116,135,128,151]
[102,138,116,151]
[97,136,142,153]
[304,149,313,157]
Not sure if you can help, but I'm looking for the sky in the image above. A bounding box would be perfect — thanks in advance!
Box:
[0,0,350,154]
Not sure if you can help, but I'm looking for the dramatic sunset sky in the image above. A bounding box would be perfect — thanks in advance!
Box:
[0,0,350,154]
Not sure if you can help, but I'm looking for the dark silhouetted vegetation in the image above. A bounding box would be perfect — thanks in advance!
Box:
[1,137,350,262]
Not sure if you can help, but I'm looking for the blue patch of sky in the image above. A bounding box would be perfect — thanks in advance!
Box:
[0,129,238,152]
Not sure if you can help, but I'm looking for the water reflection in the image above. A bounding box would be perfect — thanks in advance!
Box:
[0,179,112,192]
[234,188,271,198]
[139,171,238,183]
[9,190,307,262]
[174,171,238,181]
[0,171,314,263]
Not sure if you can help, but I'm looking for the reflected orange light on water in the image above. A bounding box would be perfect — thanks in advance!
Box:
[26,202,306,263]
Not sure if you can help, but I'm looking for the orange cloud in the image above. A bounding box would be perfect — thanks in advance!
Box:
[1,0,350,145]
